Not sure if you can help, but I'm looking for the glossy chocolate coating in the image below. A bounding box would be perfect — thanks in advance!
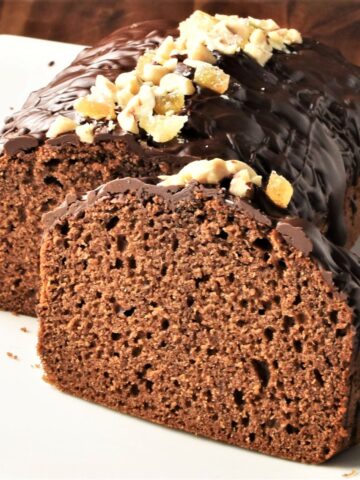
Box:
[3,20,360,246]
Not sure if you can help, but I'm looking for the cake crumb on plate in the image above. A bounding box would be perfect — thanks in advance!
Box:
[6,352,18,360]
[343,469,358,478]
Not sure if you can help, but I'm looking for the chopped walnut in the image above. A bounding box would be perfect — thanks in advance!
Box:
[268,30,288,51]
[160,73,195,95]
[90,74,116,104]
[268,28,302,51]
[193,62,230,94]
[229,169,252,197]
[119,84,155,125]
[179,10,218,42]
[65,11,303,144]
[249,28,267,46]
[159,158,261,192]
[163,57,178,71]
[159,158,228,186]
[117,110,139,134]
[46,115,76,138]
[229,167,261,197]
[187,41,216,64]
[115,72,141,94]
[248,17,279,32]
[139,114,188,143]
[118,84,186,139]
[155,36,176,64]
[282,28,303,45]
[206,21,241,55]
[155,91,185,115]
[142,64,171,85]
[243,43,272,67]
[75,123,95,144]
[74,97,115,120]
[116,88,135,110]
[158,158,294,206]
[136,50,157,80]
[116,86,152,133]
[215,15,251,42]
[265,171,293,208]
[138,84,156,112]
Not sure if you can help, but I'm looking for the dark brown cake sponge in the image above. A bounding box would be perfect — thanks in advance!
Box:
[38,179,360,463]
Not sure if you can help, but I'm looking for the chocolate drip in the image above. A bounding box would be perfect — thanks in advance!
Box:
[3,20,360,246]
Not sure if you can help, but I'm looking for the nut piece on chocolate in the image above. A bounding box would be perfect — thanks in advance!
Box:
[38,177,360,464]
[265,171,294,208]
[158,158,261,187]
[45,11,303,145]
[158,158,292,206]
[46,116,77,139]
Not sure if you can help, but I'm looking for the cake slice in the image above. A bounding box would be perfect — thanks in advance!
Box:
[2,12,360,315]
[38,160,360,464]
[0,20,174,316]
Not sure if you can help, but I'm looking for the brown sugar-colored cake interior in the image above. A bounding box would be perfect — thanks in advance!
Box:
[38,183,359,464]
[0,141,186,316]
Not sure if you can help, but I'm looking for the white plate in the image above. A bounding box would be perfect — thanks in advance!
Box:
[0,34,359,480]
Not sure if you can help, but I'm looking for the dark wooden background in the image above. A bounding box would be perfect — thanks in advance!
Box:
[1,0,360,64]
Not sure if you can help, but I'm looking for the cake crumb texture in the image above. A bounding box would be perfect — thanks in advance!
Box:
[0,141,186,315]
[38,188,359,463]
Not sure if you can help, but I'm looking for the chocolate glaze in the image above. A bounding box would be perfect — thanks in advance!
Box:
[3,20,360,246]
[276,219,313,256]
[4,135,39,156]
[47,133,80,147]
[43,176,360,326]
[1,20,175,153]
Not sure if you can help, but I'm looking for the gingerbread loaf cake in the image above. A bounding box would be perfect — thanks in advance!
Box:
[2,11,360,315]
[38,159,360,464]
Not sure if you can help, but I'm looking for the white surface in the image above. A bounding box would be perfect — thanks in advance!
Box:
[0,35,84,128]
[0,34,359,480]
